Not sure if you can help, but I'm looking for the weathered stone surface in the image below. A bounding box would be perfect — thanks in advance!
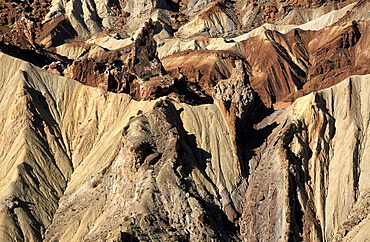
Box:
[240,74,370,241]
[63,19,171,100]
[0,53,247,241]
[4,49,370,241]
[176,1,238,38]
[239,16,370,109]
[162,49,246,98]
[44,100,243,241]
[36,14,77,48]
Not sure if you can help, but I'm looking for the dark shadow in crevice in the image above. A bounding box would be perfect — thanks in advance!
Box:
[157,100,238,241]
[283,123,306,242]
[249,94,275,124]
[198,197,240,241]
[6,196,43,241]
[153,18,175,36]
[0,41,71,68]
[158,100,212,174]
[235,94,277,179]
[120,231,140,242]
[155,0,180,12]
[22,71,73,177]
[170,79,214,105]
[245,121,278,151]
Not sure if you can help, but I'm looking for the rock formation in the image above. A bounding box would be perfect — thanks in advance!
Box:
[1,0,370,241]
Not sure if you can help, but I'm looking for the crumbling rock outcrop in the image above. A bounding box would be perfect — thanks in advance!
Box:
[36,14,78,48]
[64,19,172,100]
[214,60,254,120]
[0,53,250,241]
[1,0,366,109]
[235,0,356,32]
[0,13,36,50]
[214,59,255,180]
[162,49,248,102]
[44,101,242,241]
[0,13,70,70]
[4,49,370,241]
[0,0,52,32]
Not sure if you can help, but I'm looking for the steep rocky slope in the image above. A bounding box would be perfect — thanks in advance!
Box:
[0,52,250,241]
[2,0,370,241]
[240,74,370,241]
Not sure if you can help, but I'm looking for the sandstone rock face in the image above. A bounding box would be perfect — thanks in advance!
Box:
[0,53,73,241]
[35,0,358,42]
[3,50,370,241]
[238,5,370,108]
[63,19,172,100]
[175,1,238,38]
[44,101,244,241]
[44,0,116,36]
[0,52,248,241]
[36,14,78,48]
[240,74,370,241]
[2,0,370,241]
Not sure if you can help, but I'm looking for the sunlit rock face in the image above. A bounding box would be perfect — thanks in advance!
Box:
[1,0,370,241]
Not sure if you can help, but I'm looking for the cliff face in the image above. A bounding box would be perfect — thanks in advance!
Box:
[1,0,370,241]
[240,75,370,241]
[0,52,250,241]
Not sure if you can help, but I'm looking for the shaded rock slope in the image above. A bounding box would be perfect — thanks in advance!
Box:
[1,0,370,241]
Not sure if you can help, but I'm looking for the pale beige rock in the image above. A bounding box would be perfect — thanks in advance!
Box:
[156,2,359,60]
[0,53,73,241]
[240,74,370,241]
[0,52,247,241]
[157,37,244,59]
[157,38,207,59]
[44,99,244,241]
[45,0,117,36]
[176,2,237,38]
[234,2,358,43]
[85,33,133,50]
[55,42,105,60]
[3,1,370,240]
[123,0,156,34]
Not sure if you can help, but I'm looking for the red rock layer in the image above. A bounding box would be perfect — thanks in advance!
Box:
[162,50,247,97]
[241,20,370,108]
[64,19,173,101]
[0,0,52,32]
